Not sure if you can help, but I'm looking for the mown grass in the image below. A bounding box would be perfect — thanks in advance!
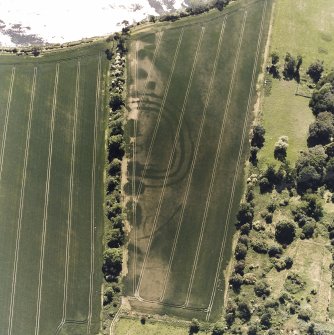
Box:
[259,0,334,167]
[115,317,209,335]
[258,80,314,166]
[0,42,108,334]
[125,0,274,322]
[269,0,334,69]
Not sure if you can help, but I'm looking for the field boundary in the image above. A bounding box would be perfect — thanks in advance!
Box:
[136,26,205,299]
[8,67,37,335]
[34,63,60,335]
[206,0,268,321]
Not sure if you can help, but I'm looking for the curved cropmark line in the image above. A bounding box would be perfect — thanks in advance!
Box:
[87,53,102,334]
[34,63,60,335]
[7,67,37,335]
[160,17,228,303]
[132,31,164,294]
[184,10,248,308]
[55,59,81,334]
[134,29,184,204]
[134,26,205,300]
[206,1,268,321]
[134,28,185,297]
[0,66,15,185]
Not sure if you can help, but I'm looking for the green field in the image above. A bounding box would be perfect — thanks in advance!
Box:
[125,0,274,321]
[259,0,334,166]
[0,43,107,334]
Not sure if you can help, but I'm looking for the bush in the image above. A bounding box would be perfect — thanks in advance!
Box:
[236,203,254,225]
[103,248,122,279]
[234,260,245,275]
[254,280,271,297]
[308,112,334,147]
[302,222,315,238]
[275,220,296,245]
[268,244,283,258]
[235,243,248,260]
[109,94,124,111]
[251,239,268,254]
[238,235,249,247]
[298,307,312,321]
[240,223,251,235]
[259,177,272,193]
[108,158,122,175]
[212,322,226,335]
[307,60,324,83]
[229,273,243,290]
[237,300,251,321]
[251,125,266,148]
[260,312,272,329]
[189,319,200,334]
[274,136,289,161]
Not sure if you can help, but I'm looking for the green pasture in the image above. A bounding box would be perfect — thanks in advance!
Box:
[270,0,334,69]
[259,0,334,167]
[125,0,273,321]
[0,42,107,334]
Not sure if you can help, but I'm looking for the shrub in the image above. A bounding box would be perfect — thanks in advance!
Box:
[229,273,243,290]
[274,136,289,161]
[260,312,272,329]
[275,220,296,245]
[234,260,245,275]
[302,222,315,238]
[251,239,268,254]
[251,125,266,148]
[254,280,271,297]
[237,300,251,321]
[108,158,122,175]
[103,287,114,305]
[298,307,312,321]
[189,319,200,334]
[268,244,283,258]
[237,203,254,225]
[240,223,251,235]
[238,235,249,246]
[109,94,124,111]
[259,177,272,193]
[235,243,248,260]
[307,60,324,83]
[212,322,226,335]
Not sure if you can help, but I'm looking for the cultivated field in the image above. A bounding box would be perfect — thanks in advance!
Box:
[0,43,107,334]
[125,0,273,321]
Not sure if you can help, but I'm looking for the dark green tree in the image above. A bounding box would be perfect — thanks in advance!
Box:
[275,220,296,245]
[307,60,324,83]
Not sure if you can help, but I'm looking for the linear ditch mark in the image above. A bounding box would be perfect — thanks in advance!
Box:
[7,67,37,335]
[160,17,227,303]
[55,60,81,335]
[34,63,60,335]
[132,31,164,294]
[0,66,15,185]
[134,28,185,297]
[184,10,248,308]
[131,26,205,301]
[206,0,268,321]
[87,53,102,335]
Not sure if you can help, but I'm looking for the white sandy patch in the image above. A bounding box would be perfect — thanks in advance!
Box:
[0,0,192,46]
